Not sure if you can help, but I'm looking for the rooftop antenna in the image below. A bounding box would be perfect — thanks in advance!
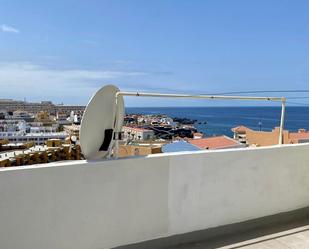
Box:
[80,84,286,160]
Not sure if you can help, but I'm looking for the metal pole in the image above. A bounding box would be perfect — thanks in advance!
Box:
[113,94,120,159]
[278,98,286,145]
[113,91,286,157]
[116,91,282,101]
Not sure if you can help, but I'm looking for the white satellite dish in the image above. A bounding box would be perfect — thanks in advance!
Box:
[80,85,124,159]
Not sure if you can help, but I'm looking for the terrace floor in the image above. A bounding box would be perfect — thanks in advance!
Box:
[120,207,309,249]
[175,224,309,249]
[170,217,309,249]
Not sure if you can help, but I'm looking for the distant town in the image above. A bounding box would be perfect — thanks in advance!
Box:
[1,98,309,167]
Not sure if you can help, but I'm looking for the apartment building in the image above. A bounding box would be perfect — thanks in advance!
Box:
[232,126,309,146]
[0,99,85,114]
[122,126,155,141]
[0,132,68,145]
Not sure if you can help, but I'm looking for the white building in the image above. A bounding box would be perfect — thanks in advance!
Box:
[55,112,72,125]
[0,98,85,114]
[122,126,155,141]
[11,110,34,121]
[0,118,66,144]
[30,126,58,133]
[0,120,28,132]
[0,131,67,145]
[160,117,174,125]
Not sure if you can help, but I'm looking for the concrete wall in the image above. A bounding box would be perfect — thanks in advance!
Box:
[0,144,309,249]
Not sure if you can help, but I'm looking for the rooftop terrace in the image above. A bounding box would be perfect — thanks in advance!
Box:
[0,85,305,248]
[0,143,309,249]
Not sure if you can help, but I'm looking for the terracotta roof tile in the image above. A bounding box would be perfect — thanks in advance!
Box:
[188,136,241,150]
[231,125,252,133]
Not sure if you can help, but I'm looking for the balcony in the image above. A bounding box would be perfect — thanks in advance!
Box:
[0,143,309,248]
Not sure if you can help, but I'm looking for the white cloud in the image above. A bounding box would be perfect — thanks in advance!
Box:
[0,61,185,105]
[1,24,20,34]
[0,62,151,104]
[0,61,148,83]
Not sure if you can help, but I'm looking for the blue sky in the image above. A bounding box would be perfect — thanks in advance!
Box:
[0,0,309,106]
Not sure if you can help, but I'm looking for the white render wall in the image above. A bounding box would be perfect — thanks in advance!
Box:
[0,144,309,249]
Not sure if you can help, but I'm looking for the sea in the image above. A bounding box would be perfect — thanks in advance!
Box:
[126,107,309,137]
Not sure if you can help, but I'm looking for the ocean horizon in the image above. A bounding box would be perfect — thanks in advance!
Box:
[126,106,309,137]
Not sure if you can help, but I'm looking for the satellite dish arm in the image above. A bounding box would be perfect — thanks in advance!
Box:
[113,93,122,159]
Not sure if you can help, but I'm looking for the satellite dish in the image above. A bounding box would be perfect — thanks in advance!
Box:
[80,85,124,159]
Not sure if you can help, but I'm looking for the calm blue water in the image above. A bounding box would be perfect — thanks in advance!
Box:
[126,107,309,137]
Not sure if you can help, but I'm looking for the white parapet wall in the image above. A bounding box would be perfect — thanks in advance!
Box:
[1,143,309,249]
